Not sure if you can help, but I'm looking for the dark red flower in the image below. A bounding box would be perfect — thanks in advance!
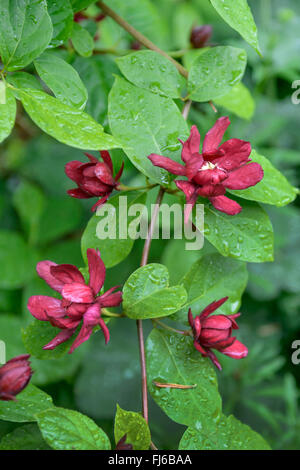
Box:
[148,117,263,222]
[190,25,212,48]
[0,355,33,401]
[27,249,122,353]
[188,297,248,370]
[65,151,124,212]
[115,434,133,450]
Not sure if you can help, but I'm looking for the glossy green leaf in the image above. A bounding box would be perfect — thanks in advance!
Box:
[0,230,37,289]
[188,46,247,102]
[179,414,271,450]
[123,264,187,319]
[0,385,54,422]
[146,329,222,427]
[19,89,119,150]
[172,254,248,323]
[210,0,261,55]
[0,0,53,71]
[22,320,74,360]
[34,52,88,110]
[0,87,16,143]
[81,191,147,268]
[36,407,111,450]
[116,51,186,99]
[229,150,298,206]
[71,0,96,12]
[214,82,255,120]
[114,405,151,450]
[47,0,73,46]
[0,424,50,450]
[196,200,274,263]
[71,22,94,58]
[6,72,43,94]
[109,76,189,185]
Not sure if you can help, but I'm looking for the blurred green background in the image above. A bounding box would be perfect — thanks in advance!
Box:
[1,0,300,449]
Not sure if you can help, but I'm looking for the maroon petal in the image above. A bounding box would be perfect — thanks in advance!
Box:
[192,167,227,186]
[115,162,124,182]
[201,328,230,345]
[84,152,99,164]
[200,297,229,319]
[50,264,85,285]
[68,303,100,353]
[227,313,241,330]
[179,125,201,163]
[94,162,115,186]
[194,340,208,356]
[220,339,248,359]
[91,194,110,212]
[27,296,64,321]
[217,139,251,170]
[43,328,76,350]
[188,308,194,328]
[67,188,92,199]
[98,317,110,344]
[48,316,80,329]
[99,289,122,307]
[185,154,204,180]
[183,191,199,224]
[148,154,186,176]
[62,283,94,303]
[65,161,84,183]
[175,180,197,200]
[224,162,264,190]
[206,350,222,370]
[202,117,231,154]
[209,195,242,215]
[193,316,201,339]
[87,248,106,295]
[81,177,111,195]
[213,335,236,350]
[197,183,225,198]
[202,315,232,330]
[36,260,64,293]
[100,150,113,172]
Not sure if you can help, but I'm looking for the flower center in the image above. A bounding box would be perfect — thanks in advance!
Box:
[200,161,216,171]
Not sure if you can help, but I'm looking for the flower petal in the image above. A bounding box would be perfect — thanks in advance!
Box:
[67,188,91,199]
[27,296,64,321]
[36,260,64,292]
[203,315,233,330]
[193,340,207,356]
[91,194,110,212]
[220,339,248,359]
[99,289,122,307]
[175,180,197,200]
[115,162,124,182]
[65,161,83,183]
[206,350,222,370]
[68,303,100,353]
[81,177,111,195]
[99,317,110,344]
[94,162,115,186]
[179,125,201,163]
[197,184,225,198]
[50,264,85,285]
[200,297,229,319]
[224,162,264,190]
[209,195,242,215]
[87,248,106,295]
[100,150,113,172]
[84,152,99,164]
[217,139,251,170]
[43,328,76,350]
[202,116,231,154]
[185,154,204,180]
[62,283,94,303]
[148,154,186,176]
[184,191,199,224]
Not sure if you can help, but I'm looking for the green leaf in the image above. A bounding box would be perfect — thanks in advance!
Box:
[6,72,43,94]
[0,385,54,422]
[0,424,51,450]
[22,320,74,360]
[109,76,189,185]
[12,180,45,245]
[188,46,247,102]
[123,264,187,319]
[34,52,88,110]
[214,82,255,120]
[18,88,119,150]
[71,22,94,58]
[196,200,274,263]
[35,407,111,450]
[0,0,53,71]
[0,230,37,289]
[116,51,186,99]
[173,254,248,323]
[0,80,6,104]
[0,86,16,143]
[47,0,73,47]
[179,414,271,450]
[146,329,222,427]
[229,150,298,206]
[210,0,261,55]
[73,55,118,123]
[71,0,96,12]
[81,191,147,268]
[114,405,151,450]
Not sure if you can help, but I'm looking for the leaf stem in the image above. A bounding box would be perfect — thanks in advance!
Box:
[118,183,157,192]
[152,319,192,336]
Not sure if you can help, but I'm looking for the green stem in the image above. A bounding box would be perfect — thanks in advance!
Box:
[152,319,192,336]
[118,183,157,192]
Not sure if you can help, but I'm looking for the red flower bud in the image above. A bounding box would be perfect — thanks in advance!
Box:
[65,151,124,212]
[0,355,33,401]
[190,25,212,48]
[188,298,248,370]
